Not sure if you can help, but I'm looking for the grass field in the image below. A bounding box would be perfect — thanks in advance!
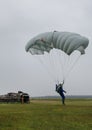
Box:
[0,98,92,130]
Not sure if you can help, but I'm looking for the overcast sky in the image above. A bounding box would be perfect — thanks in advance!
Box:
[0,0,92,97]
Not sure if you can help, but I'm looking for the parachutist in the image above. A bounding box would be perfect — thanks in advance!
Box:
[56,82,66,105]
[25,31,89,104]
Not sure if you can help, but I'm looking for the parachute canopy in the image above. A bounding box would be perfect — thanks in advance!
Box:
[25,31,89,55]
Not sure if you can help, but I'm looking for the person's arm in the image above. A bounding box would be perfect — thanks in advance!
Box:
[63,90,66,93]
[62,80,64,85]
[56,84,58,91]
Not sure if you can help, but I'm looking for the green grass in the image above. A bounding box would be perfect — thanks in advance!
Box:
[0,99,92,130]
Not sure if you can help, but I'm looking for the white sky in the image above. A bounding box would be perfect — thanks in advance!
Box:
[0,0,92,97]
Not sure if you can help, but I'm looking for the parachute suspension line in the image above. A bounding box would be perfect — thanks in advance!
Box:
[61,52,67,82]
[49,50,59,84]
[45,52,57,82]
[55,50,65,83]
[34,54,56,82]
[64,51,81,81]
[48,51,57,83]
[54,50,62,84]
[62,52,70,82]
[56,50,69,83]
[56,50,81,83]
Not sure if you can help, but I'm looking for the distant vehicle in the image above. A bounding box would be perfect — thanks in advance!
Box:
[0,91,30,103]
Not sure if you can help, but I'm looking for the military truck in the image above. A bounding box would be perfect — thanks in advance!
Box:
[0,91,30,103]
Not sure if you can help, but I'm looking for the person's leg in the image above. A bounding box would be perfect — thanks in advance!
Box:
[62,95,65,105]
[59,93,65,105]
[62,97,65,105]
